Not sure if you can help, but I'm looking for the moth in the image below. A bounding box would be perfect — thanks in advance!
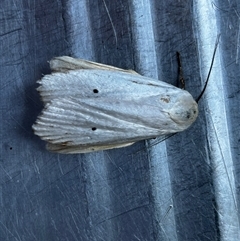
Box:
[32,56,199,154]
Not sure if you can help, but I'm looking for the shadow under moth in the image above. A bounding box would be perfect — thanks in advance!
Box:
[32,56,200,154]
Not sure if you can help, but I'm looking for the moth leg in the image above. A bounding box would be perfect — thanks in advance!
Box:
[176,52,185,90]
[50,56,140,75]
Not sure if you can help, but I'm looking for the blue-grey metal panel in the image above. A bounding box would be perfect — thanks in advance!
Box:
[1,0,239,240]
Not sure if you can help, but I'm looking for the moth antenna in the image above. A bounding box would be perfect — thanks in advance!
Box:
[146,134,176,149]
[196,34,221,103]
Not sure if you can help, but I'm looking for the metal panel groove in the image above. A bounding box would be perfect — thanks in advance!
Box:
[1,0,240,240]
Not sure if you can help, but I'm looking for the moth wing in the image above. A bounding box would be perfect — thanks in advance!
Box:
[33,69,198,154]
[46,142,135,154]
[32,96,171,154]
[36,69,177,104]
[50,56,139,75]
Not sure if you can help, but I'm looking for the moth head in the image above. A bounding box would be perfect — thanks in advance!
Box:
[169,92,198,126]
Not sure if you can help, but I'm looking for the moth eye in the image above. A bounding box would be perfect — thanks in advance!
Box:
[92,127,97,131]
[93,89,99,93]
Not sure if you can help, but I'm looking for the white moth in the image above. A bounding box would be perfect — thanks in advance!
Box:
[32,56,198,154]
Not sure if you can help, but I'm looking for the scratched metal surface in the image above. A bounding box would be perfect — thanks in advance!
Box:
[1,0,240,240]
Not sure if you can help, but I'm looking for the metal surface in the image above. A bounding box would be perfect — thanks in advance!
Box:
[1,0,240,240]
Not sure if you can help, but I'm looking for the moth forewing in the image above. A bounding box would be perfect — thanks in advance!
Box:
[32,56,198,154]
[50,56,139,74]
[46,142,135,154]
